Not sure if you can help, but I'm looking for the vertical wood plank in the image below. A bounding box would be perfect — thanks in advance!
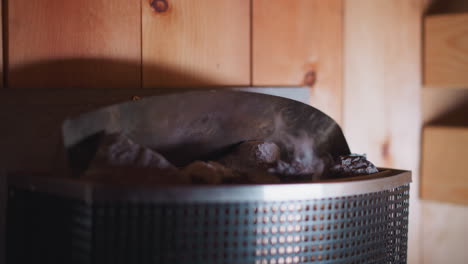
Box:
[343,0,423,263]
[252,0,343,123]
[8,0,141,89]
[142,0,250,87]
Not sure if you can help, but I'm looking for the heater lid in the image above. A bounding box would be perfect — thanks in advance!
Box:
[62,91,350,175]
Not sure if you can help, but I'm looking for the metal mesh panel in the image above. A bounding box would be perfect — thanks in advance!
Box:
[7,185,409,264]
[93,185,409,264]
[6,188,92,264]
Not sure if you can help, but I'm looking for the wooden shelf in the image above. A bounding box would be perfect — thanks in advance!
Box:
[421,125,468,205]
[424,13,468,89]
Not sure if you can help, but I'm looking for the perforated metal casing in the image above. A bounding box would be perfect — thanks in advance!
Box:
[7,170,410,264]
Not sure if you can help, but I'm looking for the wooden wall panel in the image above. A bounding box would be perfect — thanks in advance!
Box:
[343,1,423,263]
[421,201,468,264]
[424,13,468,89]
[142,0,250,87]
[8,0,141,89]
[252,0,343,123]
[421,126,468,205]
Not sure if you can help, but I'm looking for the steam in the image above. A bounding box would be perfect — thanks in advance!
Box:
[267,115,330,181]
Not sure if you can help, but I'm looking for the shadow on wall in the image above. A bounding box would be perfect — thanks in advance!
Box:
[7,58,224,89]
[427,101,468,127]
[1,58,226,174]
[425,0,468,15]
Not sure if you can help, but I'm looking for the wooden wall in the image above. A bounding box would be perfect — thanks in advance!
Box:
[5,0,342,109]
[252,0,343,122]
[8,0,141,89]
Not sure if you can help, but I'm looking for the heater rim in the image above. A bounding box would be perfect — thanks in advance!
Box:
[7,169,411,203]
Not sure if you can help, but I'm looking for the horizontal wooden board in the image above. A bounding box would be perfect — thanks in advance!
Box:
[8,0,141,89]
[424,13,468,89]
[421,126,468,205]
[142,0,250,87]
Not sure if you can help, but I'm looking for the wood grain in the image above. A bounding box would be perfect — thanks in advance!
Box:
[343,1,423,262]
[421,201,468,264]
[252,0,343,123]
[424,13,468,89]
[8,0,141,89]
[142,0,250,87]
[421,126,468,205]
